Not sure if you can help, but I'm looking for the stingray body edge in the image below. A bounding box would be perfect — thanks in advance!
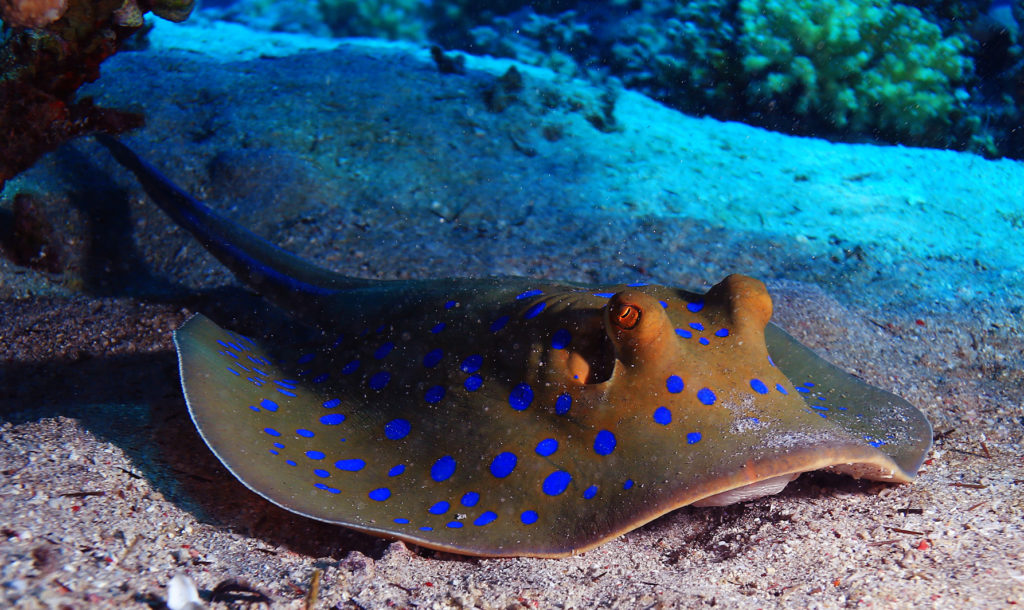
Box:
[103,136,932,558]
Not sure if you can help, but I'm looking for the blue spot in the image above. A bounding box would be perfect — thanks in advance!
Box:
[444,299,457,309]
[286,460,297,467]
[508,383,533,410]
[273,442,285,449]
[593,292,615,298]
[261,399,279,412]
[535,438,558,456]
[516,289,543,299]
[698,338,710,346]
[297,353,315,364]
[811,405,829,411]
[374,342,394,359]
[323,398,341,409]
[423,348,443,368]
[296,429,314,438]
[385,419,410,440]
[474,511,498,526]
[593,430,617,456]
[750,379,769,394]
[520,510,539,525]
[551,328,571,350]
[805,382,816,387]
[341,359,360,374]
[659,300,668,308]
[768,355,776,367]
[461,492,480,507]
[543,471,572,496]
[249,405,260,413]
[460,354,482,373]
[675,328,693,339]
[715,328,730,337]
[666,375,684,393]
[424,385,446,403]
[431,456,456,482]
[335,459,366,471]
[419,526,433,532]
[446,521,464,529]
[697,388,716,405]
[628,281,649,287]
[555,393,572,415]
[490,315,510,332]
[431,322,446,334]
[269,449,279,455]
[320,413,345,425]
[275,379,298,389]
[369,488,391,501]
[388,464,405,477]
[314,483,340,494]
[227,367,240,376]
[368,371,391,390]
[523,302,546,319]
[429,501,450,515]
[689,322,705,331]
[653,406,672,425]
[796,386,809,393]
[305,450,325,460]
[264,428,281,437]
[687,300,704,312]
[216,339,233,350]
[277,389,297,397]
[623,479,635,490]
[394,518,410,524]
[464,375,483,392]
[314,469,330,478]
[313,373,329,383]
[490,452,518,478]
[374,324,387,334]
[687,432,702,444]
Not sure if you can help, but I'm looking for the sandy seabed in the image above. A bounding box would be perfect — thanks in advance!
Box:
[1,21,1021,609]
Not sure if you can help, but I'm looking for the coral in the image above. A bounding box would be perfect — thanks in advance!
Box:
[738,0,974,142]
[607,0,740,116]
[0,0,67,28]
[0,0,194,190]
[316,0,429,41]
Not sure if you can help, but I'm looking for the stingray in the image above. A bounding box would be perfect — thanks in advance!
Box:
[98,136,931,558]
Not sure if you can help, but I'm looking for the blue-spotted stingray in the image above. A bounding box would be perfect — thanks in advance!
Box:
[99,135,931,558]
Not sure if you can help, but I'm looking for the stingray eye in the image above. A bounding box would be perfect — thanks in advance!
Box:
[611,302,641,330]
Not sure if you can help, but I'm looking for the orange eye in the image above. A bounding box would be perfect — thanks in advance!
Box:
[612,302,641,330]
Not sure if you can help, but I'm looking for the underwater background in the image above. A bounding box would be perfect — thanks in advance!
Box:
[1,1,1022,607]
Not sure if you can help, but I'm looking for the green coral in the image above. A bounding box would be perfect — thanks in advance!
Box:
[738,0,973,142]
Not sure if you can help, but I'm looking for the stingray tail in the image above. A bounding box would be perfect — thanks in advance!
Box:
[97,134,373,299]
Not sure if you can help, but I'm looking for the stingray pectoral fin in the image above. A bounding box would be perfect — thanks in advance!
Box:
[764,323,932,479]
[175,314,326,511]
[174,314,391,533]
